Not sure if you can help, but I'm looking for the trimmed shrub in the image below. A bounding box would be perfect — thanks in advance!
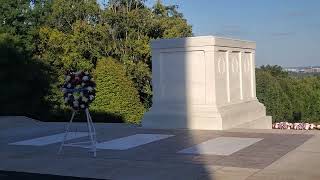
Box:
[90,58,145,124]
[256,70,293,122]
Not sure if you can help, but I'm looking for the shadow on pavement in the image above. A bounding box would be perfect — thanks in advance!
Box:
[0,170,108,180]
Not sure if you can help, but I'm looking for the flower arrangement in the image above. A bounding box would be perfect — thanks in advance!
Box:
[272,122,320,130]
[61,71,96,110]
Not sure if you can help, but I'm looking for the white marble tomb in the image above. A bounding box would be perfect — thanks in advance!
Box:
[142,36,272,130]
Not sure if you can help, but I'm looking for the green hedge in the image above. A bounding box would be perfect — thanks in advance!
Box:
[256,66,320,123]
[256,70,292,122]
[90,58,145,124]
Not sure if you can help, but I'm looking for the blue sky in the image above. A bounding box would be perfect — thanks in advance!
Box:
[145,0,320,67]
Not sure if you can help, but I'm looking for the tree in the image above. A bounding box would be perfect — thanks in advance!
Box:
[100,1,192,108]
[257,65,320,123]
[259,65,288,78]
[1,0,193,123]
[47,0,100,32]
[0,33,51,117]
[40,0,192,110]
[256,70,292,122]
[91,58,145,124]
[0,0,52,53]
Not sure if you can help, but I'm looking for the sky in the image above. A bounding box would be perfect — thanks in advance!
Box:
[145,0,320,67]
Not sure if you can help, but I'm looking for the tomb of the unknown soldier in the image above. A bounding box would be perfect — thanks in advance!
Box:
[142,36,272,130]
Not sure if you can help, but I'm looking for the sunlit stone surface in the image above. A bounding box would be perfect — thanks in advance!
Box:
[10,132,88,146]
[142,36,272,130]
[179,137,263,155]
[95,134,174,150]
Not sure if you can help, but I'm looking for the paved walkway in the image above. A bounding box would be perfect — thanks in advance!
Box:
[0,116,320,180]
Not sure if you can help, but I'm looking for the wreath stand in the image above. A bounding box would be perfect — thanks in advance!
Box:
[58,108,97,157]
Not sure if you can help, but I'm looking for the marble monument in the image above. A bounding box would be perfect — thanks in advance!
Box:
[142,36,272,130]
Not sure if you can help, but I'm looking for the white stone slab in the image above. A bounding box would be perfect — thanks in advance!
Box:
[10,132,88,146]
[95,134,174,150]
[179,137,262,155]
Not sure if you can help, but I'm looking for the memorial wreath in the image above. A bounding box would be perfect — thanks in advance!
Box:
[272,122,320,130]
[62,71,96,110]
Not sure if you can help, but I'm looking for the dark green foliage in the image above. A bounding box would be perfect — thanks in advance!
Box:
[279,77,320,123]
[0,0,52,53]
[38,0,192,111]
[256,70,292,122]
[91,58,145,124]
[256,65,320,123]
[0,33,52,117]
[48,0,101,32]
[259,65,289,78]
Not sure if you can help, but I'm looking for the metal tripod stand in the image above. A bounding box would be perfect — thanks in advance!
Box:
[58,108,97,157]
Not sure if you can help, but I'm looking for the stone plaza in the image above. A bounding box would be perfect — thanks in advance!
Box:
[1,36,320,180]
[1,116,319,180]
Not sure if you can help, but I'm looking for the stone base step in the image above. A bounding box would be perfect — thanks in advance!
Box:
[233,116,272,129]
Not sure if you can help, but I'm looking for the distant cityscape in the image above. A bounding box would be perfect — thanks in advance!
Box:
[284,66,320,73]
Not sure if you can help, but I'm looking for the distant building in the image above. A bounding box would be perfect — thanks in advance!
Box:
[284,66,320,73]
[304,67,314,73]
[313,68,320,73]
[303,67,320,73]
[284,68,299,72]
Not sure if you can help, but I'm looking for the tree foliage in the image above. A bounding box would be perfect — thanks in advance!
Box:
[37,0,192,111]
[0,0,52,53]
[257,65,320,123]
[259,65,289,78]
[91,58,145,124]
[0,33,51,117]
[0,0,192,123]
[256,70,292,122]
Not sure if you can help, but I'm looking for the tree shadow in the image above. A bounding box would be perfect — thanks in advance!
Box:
[0,33,52,118]
[141,37,213,179]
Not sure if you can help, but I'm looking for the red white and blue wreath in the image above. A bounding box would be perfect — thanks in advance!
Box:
[272,122,320,130]
[62,71,96,110]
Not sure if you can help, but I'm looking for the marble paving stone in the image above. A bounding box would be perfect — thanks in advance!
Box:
[179,137,262,155]
[200,167,260,180]
[246,151,320,180]
[295,136,320,153]
[95,134,174,150]
[9,132,88,146]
